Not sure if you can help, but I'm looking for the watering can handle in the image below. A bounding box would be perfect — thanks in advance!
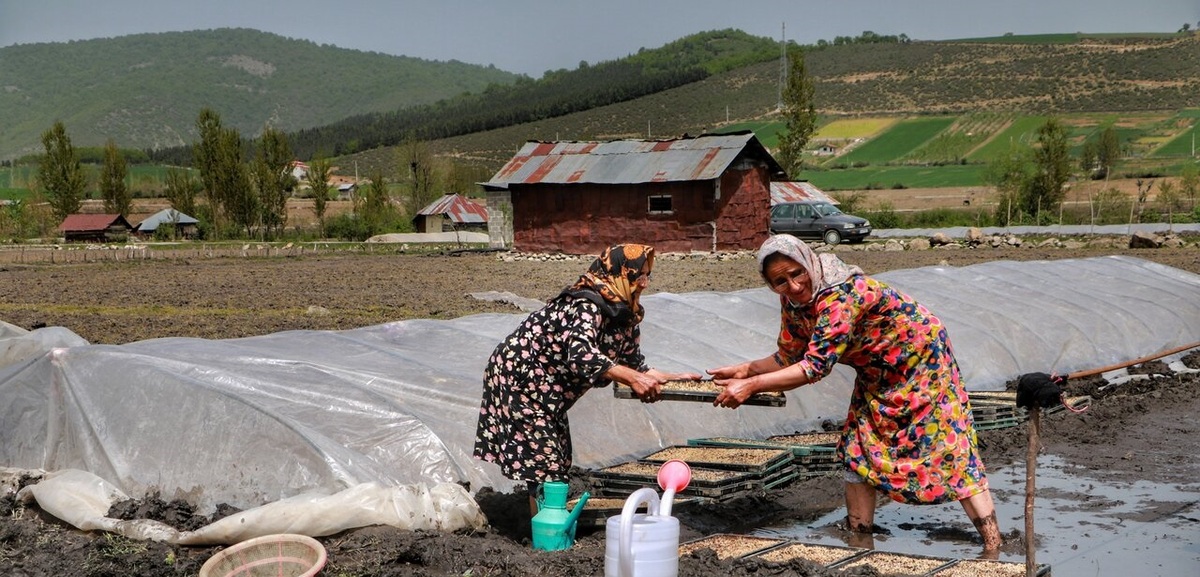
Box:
[619,488,660,577]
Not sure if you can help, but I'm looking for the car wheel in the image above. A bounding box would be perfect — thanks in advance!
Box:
[823,229,842,246]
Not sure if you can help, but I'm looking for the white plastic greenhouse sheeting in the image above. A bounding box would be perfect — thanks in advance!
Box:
[1,256,1197,517]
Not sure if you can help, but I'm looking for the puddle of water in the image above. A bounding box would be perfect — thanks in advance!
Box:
[752,455,1200,576]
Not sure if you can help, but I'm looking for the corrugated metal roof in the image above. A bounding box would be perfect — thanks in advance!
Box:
[770,181,837,205]
[415,193,488,224]
[58,214,131,232]
[485,132,783,188]
[134,209,199,232]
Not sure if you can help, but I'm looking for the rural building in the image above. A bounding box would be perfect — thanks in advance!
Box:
[412,193,489,233]
[289,160,309,181]
[133,208,200,239]
[770,181,837,205]
[482,131,786,254]
[813,143,840,156]
[58,214,133,243]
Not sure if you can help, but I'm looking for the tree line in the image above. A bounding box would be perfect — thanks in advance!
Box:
[19,111,483,243]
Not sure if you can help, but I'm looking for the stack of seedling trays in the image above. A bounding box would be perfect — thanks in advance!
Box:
[966,391,1025,431]
[687,433,839,480]
[969,390,1092,431]
[588,445,795,501]
[766,431,842,479]
[613,380,786,407]
[566,496,696,530]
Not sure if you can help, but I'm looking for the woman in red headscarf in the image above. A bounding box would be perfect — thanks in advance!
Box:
[709,234,1002,552]
[474,244,701,515]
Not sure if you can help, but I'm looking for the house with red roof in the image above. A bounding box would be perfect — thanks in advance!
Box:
[58,214,134,243]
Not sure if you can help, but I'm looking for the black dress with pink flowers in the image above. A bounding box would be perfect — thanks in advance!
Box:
[473,294,646,484]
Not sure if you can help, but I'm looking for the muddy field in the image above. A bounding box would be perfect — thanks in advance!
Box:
[0,237,1198,576]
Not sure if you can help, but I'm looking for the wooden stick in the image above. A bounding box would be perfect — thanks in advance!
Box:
[1067,341,1200,380]
[1025,408,1040,577]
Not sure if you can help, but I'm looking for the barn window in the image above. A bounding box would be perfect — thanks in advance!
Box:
[648,195,674,215]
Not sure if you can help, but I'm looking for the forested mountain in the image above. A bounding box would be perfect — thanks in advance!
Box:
[0,28,520,160]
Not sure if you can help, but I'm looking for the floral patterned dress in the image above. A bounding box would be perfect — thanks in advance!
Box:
[473,295,647,484]
[775,274,987,505]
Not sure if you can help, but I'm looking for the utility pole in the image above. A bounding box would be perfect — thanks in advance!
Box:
[777,22,787,111]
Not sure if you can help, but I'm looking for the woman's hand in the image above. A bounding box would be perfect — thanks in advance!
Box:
[712,377,757,409]
[707,362,753,380]
[627,371,665,403]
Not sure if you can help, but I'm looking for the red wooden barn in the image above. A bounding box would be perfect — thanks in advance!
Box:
[57,213,133,243]
[482,132,786,254]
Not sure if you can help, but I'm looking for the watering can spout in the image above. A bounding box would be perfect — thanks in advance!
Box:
[564,491,590,529]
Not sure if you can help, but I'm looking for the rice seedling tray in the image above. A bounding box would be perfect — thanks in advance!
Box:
[929,558,1051,577]
[830,549,958,576]
[614,380,786,407]
[589,461,761,499]
[751,541,868,566]
[766,431,840,453]
[678,534,787,560]
[640,445,794,474]
[566,496,696,529]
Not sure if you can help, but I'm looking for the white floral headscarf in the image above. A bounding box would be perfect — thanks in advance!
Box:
[756,234,864,304]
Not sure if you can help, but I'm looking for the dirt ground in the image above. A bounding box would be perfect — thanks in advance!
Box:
[0,237,1198,576]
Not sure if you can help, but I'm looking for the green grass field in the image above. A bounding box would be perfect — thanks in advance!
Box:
[966,116,1049,161]
[1151,121,1200,157]
[835,117,957,165]
[804,164,988,190]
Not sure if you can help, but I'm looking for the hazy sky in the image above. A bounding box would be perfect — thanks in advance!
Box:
[2,0,1197,77]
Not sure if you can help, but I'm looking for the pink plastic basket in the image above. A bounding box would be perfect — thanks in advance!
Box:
[199,533,327,577]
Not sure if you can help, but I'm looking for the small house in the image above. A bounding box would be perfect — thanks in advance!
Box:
[412,193,488,233]
[58,214,133,243]
[133,208,200,239]
[813,143,840,156]
[482,131,786,254]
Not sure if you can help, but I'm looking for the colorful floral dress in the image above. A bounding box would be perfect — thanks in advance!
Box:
[774,274,987,505]
[473,295,647,484]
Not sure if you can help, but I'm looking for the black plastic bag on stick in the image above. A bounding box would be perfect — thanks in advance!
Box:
[1016,372,1066,409]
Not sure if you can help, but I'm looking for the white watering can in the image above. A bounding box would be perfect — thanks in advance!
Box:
[604,459,691,577]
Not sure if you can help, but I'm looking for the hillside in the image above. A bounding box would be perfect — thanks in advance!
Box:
[0,28,520,160]
[402,34,1200,178]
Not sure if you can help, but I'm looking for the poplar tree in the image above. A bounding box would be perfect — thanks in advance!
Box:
[100,139,131,216]
[37,121,87,222]
[776,46,818,179]
[1026,118,1072,219]
[305,156,333,237]
[163,167,197,217]
[251,126,294,239]
[193,108,251,238]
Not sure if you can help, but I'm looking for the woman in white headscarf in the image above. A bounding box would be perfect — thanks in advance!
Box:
[709,234,1002,552]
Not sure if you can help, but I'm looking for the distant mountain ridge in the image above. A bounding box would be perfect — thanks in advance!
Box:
[3,28,1198,172]
[0,28,520,160]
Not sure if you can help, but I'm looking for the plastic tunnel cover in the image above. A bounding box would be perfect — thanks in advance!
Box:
[0,256,1196,512]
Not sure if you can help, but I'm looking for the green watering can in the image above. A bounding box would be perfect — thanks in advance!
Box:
[531,481,590,551]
